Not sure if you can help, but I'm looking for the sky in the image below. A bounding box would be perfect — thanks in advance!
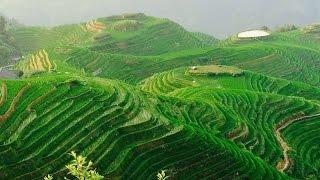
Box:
[0,0,320,39]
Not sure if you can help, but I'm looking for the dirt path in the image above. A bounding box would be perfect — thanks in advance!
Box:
[275,113,320,172]
[275,127,290,171]
[0,64,14,72]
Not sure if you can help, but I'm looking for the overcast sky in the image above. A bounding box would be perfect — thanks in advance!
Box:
[0,0,319,38]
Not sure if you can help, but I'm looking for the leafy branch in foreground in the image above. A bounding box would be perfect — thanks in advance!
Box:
[66,151,103,180]
[44,151,103,180]
[157,170,169,180]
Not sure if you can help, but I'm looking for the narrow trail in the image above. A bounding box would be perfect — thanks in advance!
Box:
[0,65,15,72]
[275,113,320,172]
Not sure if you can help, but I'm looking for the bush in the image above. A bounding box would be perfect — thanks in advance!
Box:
[302,24,320,34]
[112,20,142,32]
[260,26,270,31]
[93,32,111,41]
[44,151,104,180]
[276,24,298,32]
[121,13,146,19]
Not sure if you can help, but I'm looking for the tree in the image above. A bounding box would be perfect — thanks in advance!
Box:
[276,24,298,32]
[0,16,14,45]
[260,26,269,31]
[0,16,6,33]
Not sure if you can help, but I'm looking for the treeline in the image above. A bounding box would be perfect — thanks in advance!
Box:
[0,15,20,65]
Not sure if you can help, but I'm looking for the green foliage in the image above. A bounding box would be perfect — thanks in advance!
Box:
[157,170,169,180]
[302,24,320,34]
[0,15,19,66]
[44,174,53,180]
[65,151,103,180]
[0,16,6,33]
[44,151,103,180]
[111,20,142,32]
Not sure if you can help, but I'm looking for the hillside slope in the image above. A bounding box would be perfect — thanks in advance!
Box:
[12,13,216,56]
[139,65,320,101]
[2,13,320,179]
[63,28,320,87]
[140,65,320,178]
[0,76,286,179]
[13,14,320,87]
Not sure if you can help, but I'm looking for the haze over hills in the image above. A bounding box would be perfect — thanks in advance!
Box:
[1,0,320,38]
[0,12,320,179]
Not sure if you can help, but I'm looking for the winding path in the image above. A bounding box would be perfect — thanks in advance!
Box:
[275,113,320,172]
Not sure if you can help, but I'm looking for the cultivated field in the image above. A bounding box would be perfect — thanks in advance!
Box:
[1,13,320,179]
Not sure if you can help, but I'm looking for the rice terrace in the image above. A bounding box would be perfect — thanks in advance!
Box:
[0,1,320,179]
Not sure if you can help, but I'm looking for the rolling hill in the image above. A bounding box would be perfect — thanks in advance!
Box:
[1,13,320,179]
[139,65,320,101]
[61,27,320,86]
[0,76,287,179]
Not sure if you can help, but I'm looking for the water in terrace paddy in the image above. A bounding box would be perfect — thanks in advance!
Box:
[0,69,19,79]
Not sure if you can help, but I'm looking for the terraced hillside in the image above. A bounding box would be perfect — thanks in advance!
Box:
[140,65,320,178]
[140,66,320,101]
[2,13,320,179]
[11,25,93,53]
[170,87,320,178]
[0,77,287,179]
[12,13,215,56]
[8,13,320,87]
[62,26,320,87]
[16,49,56,76]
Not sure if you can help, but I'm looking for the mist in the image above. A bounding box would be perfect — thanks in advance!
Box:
[1,0,319,39]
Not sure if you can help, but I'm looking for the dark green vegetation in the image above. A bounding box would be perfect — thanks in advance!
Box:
[0,16,20,66]
[0,13,320,179]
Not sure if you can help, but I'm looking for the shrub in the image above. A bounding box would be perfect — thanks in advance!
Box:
[112,20,142,32]
[93,32,111,41]
[260,26,270,31]
[121,13,146,19]
[44,151,104,180]
[157,170,169,180]
[66,151,103,180]
[302,24,320,34]
[276,24,298,32]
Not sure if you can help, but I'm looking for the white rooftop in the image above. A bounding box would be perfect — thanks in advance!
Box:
[238,30,270,38]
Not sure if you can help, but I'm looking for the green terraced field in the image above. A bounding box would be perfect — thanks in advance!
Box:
[0,77,287,179]
[1,13,320,179]
[140,66,320,101]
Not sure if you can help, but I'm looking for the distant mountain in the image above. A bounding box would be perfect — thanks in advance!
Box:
[12,13,217,55]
